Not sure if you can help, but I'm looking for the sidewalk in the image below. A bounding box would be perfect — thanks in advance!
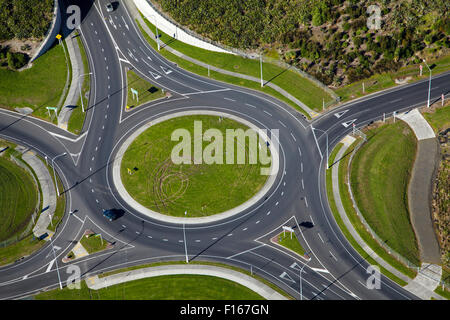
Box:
[124,0,316,118]
[86,264,288,300]
[330,135,444,300]
[57,31,84,130]
[19,150,57,240]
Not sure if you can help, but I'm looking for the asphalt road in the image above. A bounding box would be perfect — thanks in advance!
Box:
[0,0,448,300]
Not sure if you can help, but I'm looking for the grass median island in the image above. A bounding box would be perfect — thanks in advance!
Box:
[325,141,410,286]
[0,42,67,122]
[34,274,264,300]
[120,115,268,217]
[0,154,38,242]
[350,121,420,266]
[80,233,109,255]
[276,232,306,257]
[126,69,166,109]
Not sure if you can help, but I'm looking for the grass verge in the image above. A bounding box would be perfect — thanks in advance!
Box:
[34,274,264,300]
[326,140,413,286]
[335,55,450,102]
[80,233,108,255]
[0,41,68,123]
[350,121,420,266]
[276,232,306,257]
[135,19,311,119]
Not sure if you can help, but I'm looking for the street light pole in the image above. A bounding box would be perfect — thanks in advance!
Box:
[260,53,263,87]
[149,15,160,51]
[183,211,188,263]
[423,59,432,108]
[51,152,67,196]
[78,72,92,113]
[299,258,311,300]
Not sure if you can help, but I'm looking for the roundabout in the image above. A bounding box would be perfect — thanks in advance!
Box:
[112,110,280,224]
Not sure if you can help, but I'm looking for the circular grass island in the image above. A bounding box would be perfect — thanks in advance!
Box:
[120,115,270,217]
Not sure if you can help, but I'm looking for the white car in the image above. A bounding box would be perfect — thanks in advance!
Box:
[106,2,114,12]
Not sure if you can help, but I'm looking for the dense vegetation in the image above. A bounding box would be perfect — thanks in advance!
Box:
[0,0,54,40]
[154,0,450,86]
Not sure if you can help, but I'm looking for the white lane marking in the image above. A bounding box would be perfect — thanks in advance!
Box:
[227,233,233,236]
[245,103,256,108]
[122,225,126,228]
[147,235,152,239]
[278,120,287,128]
[310,215,315,225]
[195,239,201,242]
[358,280,368,288]
[290,132,297,142]
[329,251,338,261]
[390,98,402,103]
[71,212,84,223]
[305,197,308,207]
[178,240,184,243]
[162,239,168,242]
[121,16,129,30]
[301,162,303,172]
[342,119,357,128]
[298,147,302,157]
[263,110,272,117]
[275,201,279,206]
[91,189,94,193]
[46,259,56,273]
[223,97,235,102]
[317,233,325,243]
[136,231,140,235]
[301,179,304,190]
[279,272,295,283]
[266,211,271,215]
[226,244,266,259]
[281,191,284,196]
[334,110,348,118]
[212,237,217,240]
[255,220,260,224]
[22,275,28,280]
[242,227,248,231]
[160,66,172,74]
[149,71,161,80]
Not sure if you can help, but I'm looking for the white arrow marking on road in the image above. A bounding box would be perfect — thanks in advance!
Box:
[46,246,61,258]
[279,272,296,283]
[289,262,303,271]
[149,71,161,80]
[160,66,172,75]
[46,259,56,273]
[342,119,357,128]
[334,110,348,118]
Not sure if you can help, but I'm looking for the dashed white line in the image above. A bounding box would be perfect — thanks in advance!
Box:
[301,179,304,190]
[245,103,256,108]
[318,233,325,243]
[304,197,308,207]
[266,211,271,215]
[255,220,260,224]
[310,215,315,225]
[290,133,297,141]
[278,120,287,128]
[263,110,272,117]
[223,97,235,102]
[329,251,338,261]
[242,228,248,231]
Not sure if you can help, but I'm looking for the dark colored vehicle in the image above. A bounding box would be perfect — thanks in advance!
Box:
[102,209,123,221]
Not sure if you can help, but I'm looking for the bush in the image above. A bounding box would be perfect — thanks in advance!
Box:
[7,51,28,69]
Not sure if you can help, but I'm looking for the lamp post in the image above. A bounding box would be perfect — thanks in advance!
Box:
[312,127,329,169]
[51,152,67,196]
[149,15,160,51]
[423,59,432,108]
[183,211,188,263]
[299,257,311,300]
[78,72,92,112]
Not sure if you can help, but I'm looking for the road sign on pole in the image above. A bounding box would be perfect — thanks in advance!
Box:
[130,88,139,102]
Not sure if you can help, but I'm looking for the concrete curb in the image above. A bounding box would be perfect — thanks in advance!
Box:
[86,264,288,300]
[112,110,279,225]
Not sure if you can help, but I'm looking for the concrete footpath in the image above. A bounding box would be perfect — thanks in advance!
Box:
[86,264,287,300]
[330,134,444,300]
[124,0,316,118]
[19,150,57,239]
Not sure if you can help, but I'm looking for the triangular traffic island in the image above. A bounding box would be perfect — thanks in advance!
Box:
[62,229,114,263]
[270,232,310,261]
[126,68,168,110]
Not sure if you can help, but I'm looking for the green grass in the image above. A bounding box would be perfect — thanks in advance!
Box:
[350,122,420,266]
[0,234,46,266]
[277,232,306,256]
[335,55,450,102]
[325,139,414,285]
[121,115,268,217]
[67,34,90,135]
[80,234,108,254]
[0,42,68,122]
[140,15,333,112]
[422,105,450,133]
[435,267,450,300]
[126,69,166,109]
[0,154,38,242]
[35,274,264,300]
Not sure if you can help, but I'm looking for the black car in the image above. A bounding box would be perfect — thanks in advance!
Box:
[102,209,122,221]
